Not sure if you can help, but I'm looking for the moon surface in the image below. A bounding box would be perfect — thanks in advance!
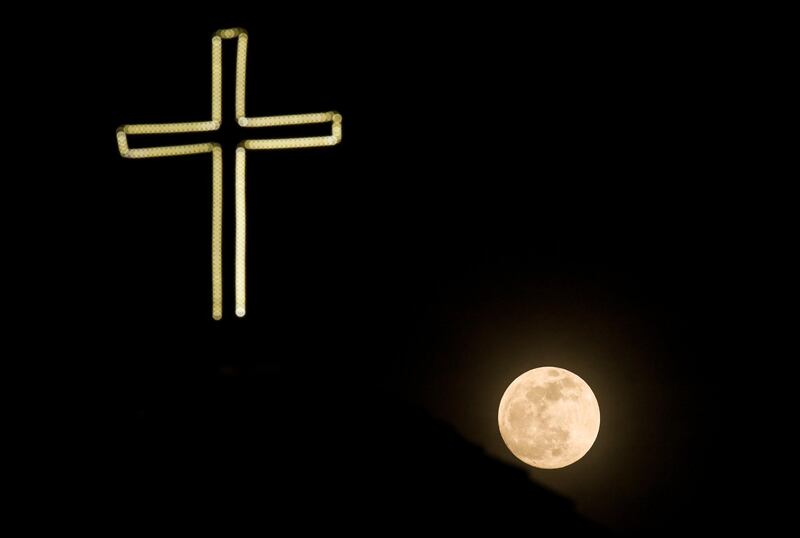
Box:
[498,367,600,469]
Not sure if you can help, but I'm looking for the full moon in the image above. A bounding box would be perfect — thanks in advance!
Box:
[498,367,600,469]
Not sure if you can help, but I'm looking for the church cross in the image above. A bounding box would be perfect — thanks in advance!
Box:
[116,28,342,320]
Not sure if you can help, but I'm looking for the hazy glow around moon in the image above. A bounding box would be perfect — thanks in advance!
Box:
[498,367,600,469]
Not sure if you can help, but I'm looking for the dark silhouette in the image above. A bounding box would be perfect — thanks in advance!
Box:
[97,371,610,534]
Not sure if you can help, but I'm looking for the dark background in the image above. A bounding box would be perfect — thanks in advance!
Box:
[23,6,790,535]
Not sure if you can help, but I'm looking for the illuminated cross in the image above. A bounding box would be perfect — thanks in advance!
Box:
[116,28,342,320]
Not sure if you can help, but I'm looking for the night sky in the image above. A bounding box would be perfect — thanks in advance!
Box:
[27,6,787,535]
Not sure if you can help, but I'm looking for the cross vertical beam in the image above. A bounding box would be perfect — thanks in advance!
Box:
[235,147,247,317]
